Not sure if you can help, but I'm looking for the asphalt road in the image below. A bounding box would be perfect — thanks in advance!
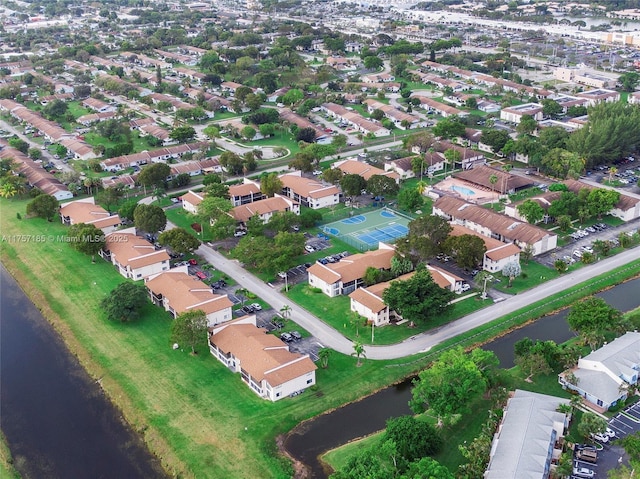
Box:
[197,243,640,360]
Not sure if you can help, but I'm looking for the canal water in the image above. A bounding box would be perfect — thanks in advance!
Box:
[286,276,640,479]
[0,266,166,479]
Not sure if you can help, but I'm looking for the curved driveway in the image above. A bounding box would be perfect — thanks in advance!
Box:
[197,243,640,360]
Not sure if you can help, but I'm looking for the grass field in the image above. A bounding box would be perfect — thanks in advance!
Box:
[286,282,489,345]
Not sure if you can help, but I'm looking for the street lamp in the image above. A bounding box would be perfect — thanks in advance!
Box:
[284,272,288,292]
[481,275,493,300]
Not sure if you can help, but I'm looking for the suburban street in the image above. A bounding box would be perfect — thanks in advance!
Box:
[197,242,640,360]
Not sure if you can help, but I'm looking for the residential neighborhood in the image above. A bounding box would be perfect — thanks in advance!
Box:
[1,0,640,478]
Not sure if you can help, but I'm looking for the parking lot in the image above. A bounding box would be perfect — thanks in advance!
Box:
[572,402,640,478]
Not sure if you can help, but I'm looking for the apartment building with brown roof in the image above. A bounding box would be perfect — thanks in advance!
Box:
[208,316,317,401]
[279,172,340,209]
[59,197,121,233]
[146,271,233,326]
[433,196,557,255]
[101,229,170,280]
[307,243,395,297]
[231,195,300,224]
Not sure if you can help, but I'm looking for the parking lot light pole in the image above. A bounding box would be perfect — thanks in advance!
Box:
[284,272,288,292]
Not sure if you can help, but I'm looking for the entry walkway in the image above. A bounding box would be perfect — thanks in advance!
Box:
[197,243,640,360]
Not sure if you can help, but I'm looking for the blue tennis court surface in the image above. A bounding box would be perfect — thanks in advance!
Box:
[357,224,409,246]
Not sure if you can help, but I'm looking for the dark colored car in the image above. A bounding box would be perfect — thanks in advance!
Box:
[290,331,302,340]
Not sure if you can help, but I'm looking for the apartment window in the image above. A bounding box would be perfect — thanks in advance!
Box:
[306,379,313,385]
[136,273,142,278]
[276,392,280,398]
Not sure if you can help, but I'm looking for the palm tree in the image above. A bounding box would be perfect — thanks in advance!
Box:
[608,166,617,184]
[236,288,249,306]
[280,304,292,319]
[318,348,332,369]
[489,174,498,208]
[349,311,363,337]
[416,180,428,196]
[501,164,512,195]
[351,341,366,367]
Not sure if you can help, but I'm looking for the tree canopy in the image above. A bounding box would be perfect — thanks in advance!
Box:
[171,309,208,354]
[26,194,58,221]
[100,282,149,322]
[567,296,624,348]
[67,223,105,261]
[158,227,200,255]
[133,204,167,234]
[383,264,454,323]
[399,214,452,261]
[410,346,491,424]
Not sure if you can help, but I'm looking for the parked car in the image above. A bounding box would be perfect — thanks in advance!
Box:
[280,332,293,342]
[188,259,198,265]
[573,466,595,478]
[290,331,302,340]
[234,230,247,237]
[590,432,609,443]
[460,283,471,292]
[576,449,598,464]
[605,427,616,438]
[305,245,315,253]
[250,303,262,311]
[195,271,207,280]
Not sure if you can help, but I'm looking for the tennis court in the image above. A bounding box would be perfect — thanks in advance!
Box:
[321,208,411,250]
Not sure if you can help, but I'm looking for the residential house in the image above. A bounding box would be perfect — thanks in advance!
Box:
[307,243,395,297]
[453,165,534,195]
[333,158,400,183]
[485,390,570,479]
[279,108,327,141]
[450,224,521,274]
[500,103,544,124]
[349,265,463,326]
[320,103,390,137]
[228,179,264,207]
[101,228,170,280]
[82,97,116,113]
[575,89,620,107]
[566,180,639,222]
[384,156,418,180]
[146,270,233,326]
[412,95,464,118]
[182,190,205,214]
[208,316,317,401]
[279,172,340,209]
[59,197,120,233]
[433,196,558,255]
[434,141,485,170]
[231,195,300,224]
[363,99,420,129]
[0,140,72,200]
[629,92,640,105]
[559,331,640,410]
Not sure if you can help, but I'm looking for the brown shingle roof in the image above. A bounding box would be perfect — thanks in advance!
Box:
[434,196,553,246]
[211,324,316,386]
[279,174,340,199]
[59,199,120,227]
[231,196,297,223]
[146,271,233,316]
[334,159,400,182]
[105,232,170,269]
[308,247,395,285]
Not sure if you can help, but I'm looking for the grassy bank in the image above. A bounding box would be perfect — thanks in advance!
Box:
[0,431,21,479]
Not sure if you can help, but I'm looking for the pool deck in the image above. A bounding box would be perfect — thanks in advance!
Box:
[431,177,499,204]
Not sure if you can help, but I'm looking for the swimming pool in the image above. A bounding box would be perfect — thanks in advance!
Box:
[451,185,476,196]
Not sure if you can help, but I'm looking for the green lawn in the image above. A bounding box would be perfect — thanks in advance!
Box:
[492,260,559,294]
[285,283,490,345]
[66,100,92,120]
[83,130,151,155]
[164,207,214,241]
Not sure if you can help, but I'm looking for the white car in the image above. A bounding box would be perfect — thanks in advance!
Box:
[250,303,262,311]
[460,283,471,292]
[573,466,594,478]
[591,432,609,443]
[605,426,616,438]
[304,245,315,253]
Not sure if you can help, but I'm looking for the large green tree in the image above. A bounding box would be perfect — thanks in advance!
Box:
[100,282,149,322]
[340,174,367,197]
[67,223,105,262]
[260,172,283,197]
[383,416,443,462]
[133,204,167,234]
[410,346,489,425]
[517,199,545,224]
[198,197,235,239]
[541,148,584,179]
[367,175,399,197]
[26,194,58,221]
[397,188,424,211]
[401,214,452,261]
[137,163,171,191]
[158,227,200,255]
[171,310,208,354]
[567,296,624,348]
[383,265,454,323]
[443,234,486,269]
